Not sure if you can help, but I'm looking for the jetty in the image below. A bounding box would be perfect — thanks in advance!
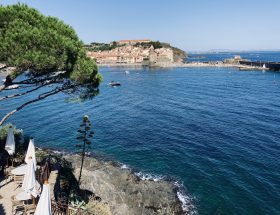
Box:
[239,60,280,71]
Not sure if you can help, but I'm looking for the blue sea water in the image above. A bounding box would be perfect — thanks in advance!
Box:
[188,51,280,63]
[1,53,280,214]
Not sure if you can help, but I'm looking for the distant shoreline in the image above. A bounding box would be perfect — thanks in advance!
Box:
[97,62,227,68]
[97,62,261,70]
[0,62,271,78]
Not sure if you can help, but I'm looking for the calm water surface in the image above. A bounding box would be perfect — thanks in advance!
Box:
[188,51,280,62]
[1,64,280,214]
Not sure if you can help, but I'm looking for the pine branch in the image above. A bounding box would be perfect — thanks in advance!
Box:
[0,84,76,126]
[0,84,45,101]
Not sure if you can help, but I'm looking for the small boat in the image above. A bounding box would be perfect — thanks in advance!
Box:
[125,70,130,74]
[108,81,121,87]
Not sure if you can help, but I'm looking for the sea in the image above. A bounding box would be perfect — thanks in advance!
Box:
[1,52,280,215]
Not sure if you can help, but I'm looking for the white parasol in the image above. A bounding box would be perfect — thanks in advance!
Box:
[25,138,37,169]
[34,182,52,215]
[21,158,39,198]
[5,126,15,155]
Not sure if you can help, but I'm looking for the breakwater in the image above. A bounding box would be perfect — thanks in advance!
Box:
[239,60,280,71]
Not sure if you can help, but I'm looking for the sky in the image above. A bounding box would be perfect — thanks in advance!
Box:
[1,0,280,51]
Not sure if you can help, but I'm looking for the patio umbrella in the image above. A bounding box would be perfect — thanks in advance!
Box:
[5,126,15,155]
[22,158,39,198]
[35,161,52,215]
[12,138,37,176]
[25,138,37,169]
[34,182,52,215]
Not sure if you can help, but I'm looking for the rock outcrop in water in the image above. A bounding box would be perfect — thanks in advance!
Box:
[65,155,184,215]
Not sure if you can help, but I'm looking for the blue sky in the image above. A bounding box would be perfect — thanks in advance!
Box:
[1,0,280,51]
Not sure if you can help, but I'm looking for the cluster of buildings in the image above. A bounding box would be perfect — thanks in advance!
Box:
[87,40,175,66]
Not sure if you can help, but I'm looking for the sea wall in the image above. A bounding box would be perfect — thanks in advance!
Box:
[64,154,184,215]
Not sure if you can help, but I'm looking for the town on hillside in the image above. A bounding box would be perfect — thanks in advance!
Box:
[85,39,187,67]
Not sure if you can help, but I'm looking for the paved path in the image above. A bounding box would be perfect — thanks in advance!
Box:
[0,177,22,215]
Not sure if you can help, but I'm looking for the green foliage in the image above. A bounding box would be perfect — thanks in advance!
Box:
[85,42,124,52]
[0,4,78,73]
[69,193,87,210]
[0,123,23,152]
[35,150,48,163]
[135,41,163,49]
[135,41,186,58]
[71,57,99,86]
[0,3,101,87]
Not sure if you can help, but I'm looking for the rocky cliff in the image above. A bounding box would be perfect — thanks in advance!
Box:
[65,155,184,215]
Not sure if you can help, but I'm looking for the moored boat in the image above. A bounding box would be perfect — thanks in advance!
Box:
[108,81,121,87]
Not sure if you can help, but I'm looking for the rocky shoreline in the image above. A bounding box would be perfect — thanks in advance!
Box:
[46,149,196,215]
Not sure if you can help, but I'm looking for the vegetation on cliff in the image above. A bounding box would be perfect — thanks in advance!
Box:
[85,42,123,52]
[0,4,102,125]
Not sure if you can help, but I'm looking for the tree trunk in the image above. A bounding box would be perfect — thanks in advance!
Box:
[78,128,87,185]
[0,84,45,101]
[0,83,78,126]
[0,87,64,126]
[0,85,6,92]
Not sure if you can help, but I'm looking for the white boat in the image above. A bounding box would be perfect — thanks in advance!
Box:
[125,70,130,74]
